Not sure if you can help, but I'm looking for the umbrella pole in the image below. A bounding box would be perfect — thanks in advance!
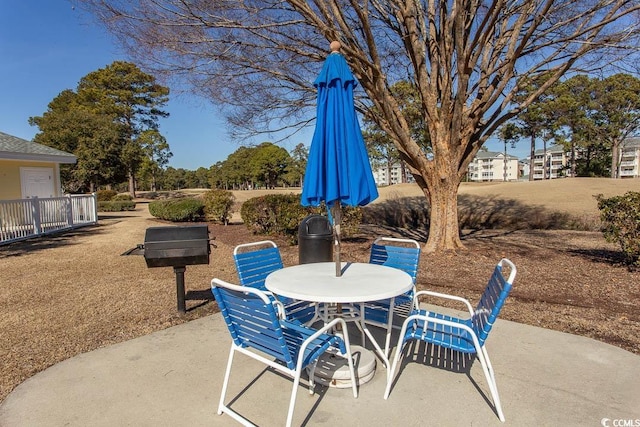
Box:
[331,203,343,332]
[332,203,342,277]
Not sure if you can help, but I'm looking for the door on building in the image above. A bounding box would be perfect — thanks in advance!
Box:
[20,167,55,199]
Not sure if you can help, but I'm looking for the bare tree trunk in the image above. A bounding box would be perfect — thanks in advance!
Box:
[423,177,464,253]
[570,142,576,177]
[529,134,536,181]
[611,141,620,179]
[504,141,508,182]
[386,159,392,185]
[128,171,137,198]
[543,140,548,180]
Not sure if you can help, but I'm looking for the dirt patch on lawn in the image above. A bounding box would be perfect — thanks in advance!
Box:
[1,180,639,402]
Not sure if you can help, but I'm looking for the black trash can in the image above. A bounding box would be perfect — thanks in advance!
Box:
[298,214,333,264]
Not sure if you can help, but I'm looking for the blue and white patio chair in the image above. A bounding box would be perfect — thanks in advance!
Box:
[384,258,517,422]
[211,278,358,427]
[233,240,315,324]
[362,237,421,357]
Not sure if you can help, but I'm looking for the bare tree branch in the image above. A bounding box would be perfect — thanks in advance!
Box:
[76,0,640,251]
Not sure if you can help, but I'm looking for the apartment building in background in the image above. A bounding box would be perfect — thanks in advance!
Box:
[619,137,640,178]
[372,162,415,186]
[531,144,568,180]
[467,150,520,182]
[532,138,640,179]
[374,137,639,185]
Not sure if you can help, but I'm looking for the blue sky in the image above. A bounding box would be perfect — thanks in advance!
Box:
[0,1,527,172]
[0,0,262,170]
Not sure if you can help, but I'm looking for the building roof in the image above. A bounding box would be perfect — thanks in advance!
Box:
[623,137,640,148]
[534,144,565,155]
[0,131,76,164]
[475,150,518,160]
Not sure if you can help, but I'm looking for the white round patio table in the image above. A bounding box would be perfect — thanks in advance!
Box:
[265,262,413,387]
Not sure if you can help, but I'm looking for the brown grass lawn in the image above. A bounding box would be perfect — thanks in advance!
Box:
[1,178,639,402]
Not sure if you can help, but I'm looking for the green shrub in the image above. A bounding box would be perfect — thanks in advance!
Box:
[241,194,361,243]
[241,194,306,240]
[202,189,235,225]
[148,198,205,222]
[96,189,118,202]
[97,201,136,212]
[596,191,640,269]
[113,193,133,201]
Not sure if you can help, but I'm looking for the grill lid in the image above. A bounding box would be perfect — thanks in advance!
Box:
[143,225,211,268]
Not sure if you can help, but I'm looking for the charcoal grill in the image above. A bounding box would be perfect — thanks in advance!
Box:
[143,225,212,312]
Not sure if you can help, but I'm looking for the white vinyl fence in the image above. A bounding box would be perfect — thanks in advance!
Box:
[0,194,98,245]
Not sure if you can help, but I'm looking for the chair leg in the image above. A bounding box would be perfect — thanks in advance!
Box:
[286,368,304,427]
[218,345,236,416]
[384,299,395,358]
[308,361,317,395]
[356,303,366,347]
[341,326,359,398]
[383,337,407,399]
[475,344,505,422]
[303,303,321,326]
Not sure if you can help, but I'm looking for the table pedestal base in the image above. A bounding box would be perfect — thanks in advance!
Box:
[310,345,376,388]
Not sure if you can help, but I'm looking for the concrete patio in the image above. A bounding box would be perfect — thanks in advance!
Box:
[1,313,639,426]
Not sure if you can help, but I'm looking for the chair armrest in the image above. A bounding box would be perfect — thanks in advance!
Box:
[414,290,474,316]
[403,312,482,349]
[282,317,346,342]
[272,299,286,319]
[257,290,286,318]
[283,317,351,360]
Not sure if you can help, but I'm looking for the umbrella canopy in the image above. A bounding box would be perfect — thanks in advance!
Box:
[301,45,378,208]
[301,42,378,276]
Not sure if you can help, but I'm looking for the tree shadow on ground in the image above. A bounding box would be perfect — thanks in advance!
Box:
[357,194,633,268]
[362,194,593,232]
[568,248,629,266]
[356,223,429,242]
[0,225,107,259]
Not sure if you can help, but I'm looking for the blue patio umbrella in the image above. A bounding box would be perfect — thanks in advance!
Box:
[301,42,379,276]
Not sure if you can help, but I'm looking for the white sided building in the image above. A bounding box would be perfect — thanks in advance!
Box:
[619,137,640,179]
[532,144,568,180]
[372,162,415,186]
[467,151,520,182]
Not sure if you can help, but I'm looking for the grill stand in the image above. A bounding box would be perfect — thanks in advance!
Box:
[141,225,212,313]
[174,267,187,313]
